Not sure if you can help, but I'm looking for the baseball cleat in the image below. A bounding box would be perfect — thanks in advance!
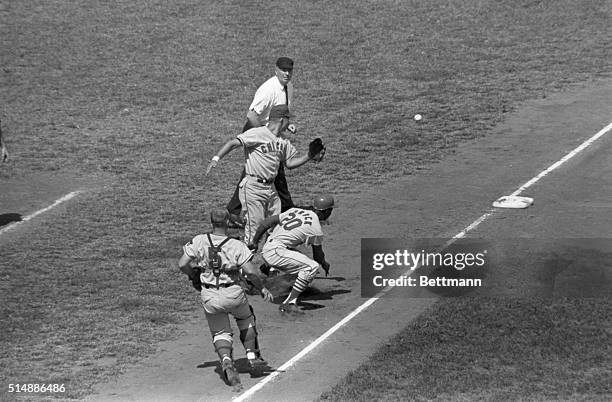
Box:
[221,357,242,391]
[247,355,268,375]
[279,303,304,315]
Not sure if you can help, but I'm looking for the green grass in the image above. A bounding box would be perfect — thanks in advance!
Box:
[1,0,611,399]
[320,299,612,401]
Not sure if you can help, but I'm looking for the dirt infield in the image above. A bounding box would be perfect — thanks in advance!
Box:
[79,81,611,401]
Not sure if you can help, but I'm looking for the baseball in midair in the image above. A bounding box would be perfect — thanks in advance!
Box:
[414,114,422,121]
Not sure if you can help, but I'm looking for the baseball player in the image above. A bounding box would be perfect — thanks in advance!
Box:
[205,104,325,244]
[248,194,334,314]
[226,57,297,227]
[1,119,9,163]
[178,210,274,390]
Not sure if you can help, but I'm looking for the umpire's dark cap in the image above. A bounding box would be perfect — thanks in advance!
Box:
[269,104,292,119]
[210,210,229,225]
[276,57,294,70]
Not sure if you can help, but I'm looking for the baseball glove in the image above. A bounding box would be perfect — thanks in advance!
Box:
[190,267,202,291]
[308,138,326,160]
[313,146,326,162]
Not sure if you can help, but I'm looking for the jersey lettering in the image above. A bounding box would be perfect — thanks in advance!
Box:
[280,210,313,230]
[259,141,286,155]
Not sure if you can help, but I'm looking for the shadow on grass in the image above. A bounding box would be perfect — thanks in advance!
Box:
[297,301,325,311]
[301,287,352,302]
[314,275,346,281]
[0,213,22,227]
[271,287,352,312]
[265,272,352,312]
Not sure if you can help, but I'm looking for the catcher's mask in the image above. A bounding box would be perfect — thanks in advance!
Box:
[210,210,229,227]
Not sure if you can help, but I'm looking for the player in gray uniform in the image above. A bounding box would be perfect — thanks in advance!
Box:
[226,56,297,227]
[206,105,324,244]
[178,210,273,390]
[248,194,334,314]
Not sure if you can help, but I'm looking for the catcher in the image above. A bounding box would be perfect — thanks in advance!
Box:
[178,210,274,391]
[248,194,334,314]
[206,104,326,244]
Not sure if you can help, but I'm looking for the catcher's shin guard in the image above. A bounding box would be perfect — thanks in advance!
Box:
[213,336,233,362]
[236,305,259,353]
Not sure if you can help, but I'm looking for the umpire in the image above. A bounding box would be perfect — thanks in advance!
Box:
[226,57,296,227]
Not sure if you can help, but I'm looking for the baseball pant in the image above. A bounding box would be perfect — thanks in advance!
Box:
[201,285,255,345]
[261,241,320,283]
[239,176,280,244]
[227,165,294,216]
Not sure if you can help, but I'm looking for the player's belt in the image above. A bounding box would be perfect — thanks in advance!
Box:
[202,282,236,289]
[247,174,274,184]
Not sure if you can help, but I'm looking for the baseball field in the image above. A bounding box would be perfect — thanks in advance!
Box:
[1,0,611,401]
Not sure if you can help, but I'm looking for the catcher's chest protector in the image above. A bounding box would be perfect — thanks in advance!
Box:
[206,234,231,289]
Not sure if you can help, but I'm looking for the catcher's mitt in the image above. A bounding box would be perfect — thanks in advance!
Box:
[190,267,202,291]
[308,138,326,160]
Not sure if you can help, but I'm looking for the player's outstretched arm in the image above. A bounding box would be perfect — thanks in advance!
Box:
[285,138,326,169]
[205,138,241,175]
[285,153,312,170]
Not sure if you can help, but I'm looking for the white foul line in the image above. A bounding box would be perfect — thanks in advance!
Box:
[0,191,82,235]
[511,121,612,197]
[233,121,612,402]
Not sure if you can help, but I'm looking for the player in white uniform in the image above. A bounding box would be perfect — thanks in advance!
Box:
[178,210,273,390]
[206,104,324,244]
[248,194,335,314]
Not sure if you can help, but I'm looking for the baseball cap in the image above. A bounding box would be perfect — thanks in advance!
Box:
[276,57,294,70]
[210,210,229,225]
[269,104,292,119]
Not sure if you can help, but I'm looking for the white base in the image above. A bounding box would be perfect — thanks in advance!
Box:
[492,195,534,209]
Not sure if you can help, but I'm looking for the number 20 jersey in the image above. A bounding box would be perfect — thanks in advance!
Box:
[268,208,324,248]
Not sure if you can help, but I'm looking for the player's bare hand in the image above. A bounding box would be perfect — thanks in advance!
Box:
[322,261,330,277]
[205,159,218,175]
[261,288,274,302]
